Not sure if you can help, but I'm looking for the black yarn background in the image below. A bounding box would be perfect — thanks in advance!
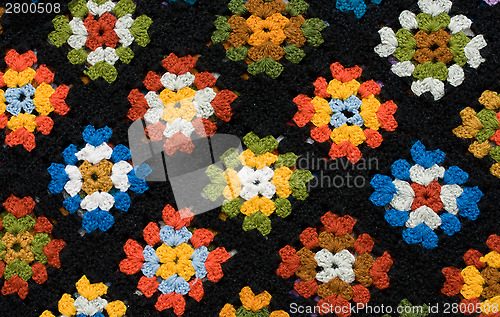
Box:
[0,0,499,316]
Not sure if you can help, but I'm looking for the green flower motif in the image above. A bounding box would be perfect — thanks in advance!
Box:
[374,1,487,100]
[203,132,313,235]
[212,0,326,79]
[49,0,152,83]
[0,195,65,299]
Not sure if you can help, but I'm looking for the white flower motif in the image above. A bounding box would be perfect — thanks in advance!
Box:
[391,61,415,77]
[110,160,133,192]
[143,91,164,124]
[448,15,472,35]
[315,249,356,284]
[68,18,88,49]
[87,0,115,16]
[193,87,217,119]
[237,166,276,200]
[114,14,134,47]
[405,206,442,229]
[65,165,83,197]
[465,35,487,69]
[411,78,445,100]
[163,118,195,138]
[447,64,465,87]
[74,295,108,316]
[440,184,463,215]
[76,143,113,164]
[87,47,119,66]
[417,0,452,16]
[409,164,446,186]
[399,10,418,30]
[390,179,415,211]
[374,27,398,58]
[81,191,115,211]
[160,72,195,91]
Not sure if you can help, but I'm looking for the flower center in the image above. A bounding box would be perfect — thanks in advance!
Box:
[341,110,355,119]
[12,242,22,252]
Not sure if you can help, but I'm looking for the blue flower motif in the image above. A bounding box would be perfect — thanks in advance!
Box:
[336,0,382,18]
[4,84,36,116]
[160,226,193,247]
[191,246,209,279]
[158,275,191,295]
[329,95,364,128]
[142,245,160,278]
[47,125,151,233]
[370,141,483,249]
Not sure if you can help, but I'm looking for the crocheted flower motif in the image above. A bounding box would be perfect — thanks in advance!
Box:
[292,62,398,164]
[453,90,500,180]
[48,0,152,83]
[277,212,393,317]
[336,0,382,18]
[211,0,326,79]
[442,234,500,316]
[119,205,231,316]
[219,287,289,317]
[0,49,70,151]
[40,276,127,317]
[374,0,487,100]
[127,53,238,156]
[370,141,483,249]
[0,195,66,299]
[47,125,151,233]
[203,132,313,236]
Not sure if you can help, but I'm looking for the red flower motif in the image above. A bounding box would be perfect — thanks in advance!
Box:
[411,181,444,213]
[84,13,119,51]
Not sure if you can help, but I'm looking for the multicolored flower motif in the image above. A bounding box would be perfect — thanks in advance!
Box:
[203,132,313,236]
[119,204,231,316]
[47,125,151,233]
[370,141,483,249]
[211,0,326,78]
[374,0,487,100]
[219,286,289,317]
[442,234,500,316]
[0,195,65,299]
[0,49,70,151]
[277,212,393,317]
[40,275,127,317]
[127,53,238,156]
[49,0,152,83]
[292,62,398,164]
[453,90,500,179]
[336,0,382,18]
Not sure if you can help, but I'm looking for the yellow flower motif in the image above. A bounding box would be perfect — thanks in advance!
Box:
[460,265,485,299]
[240,286,272,312]
[156,243,195,281]
[159,87,197,123]
[3,68,36,88]
[241,196,275,216]
[219,303,237,317]
[246,13,289,46]
[330,124,366,146]
[222,168,242,200]
[480,251,500,269]
[76,275,108,301]
[310,96,331,127]
[33,82,55,116]
[453,107,483,139]
[270,311,290,317]
[58,293,77,316]
[271,166,293,198]
[360,95,381,130]
[7,113,37,132]
[479,90,500,110]
[239,149,278,169]
[327,79,360,101]
[39,311,56,317]
[105,300,127,317]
